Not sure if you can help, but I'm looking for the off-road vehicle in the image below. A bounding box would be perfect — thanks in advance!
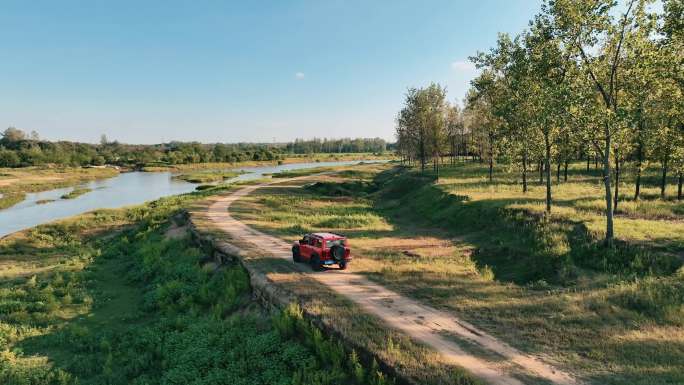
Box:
[292,232,351,271]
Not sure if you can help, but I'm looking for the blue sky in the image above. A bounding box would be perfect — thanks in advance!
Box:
[0,1,541,144]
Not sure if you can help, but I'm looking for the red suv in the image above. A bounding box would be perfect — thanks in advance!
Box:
[292,232,351,271]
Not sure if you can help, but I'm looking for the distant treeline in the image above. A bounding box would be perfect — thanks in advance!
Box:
[285,137,388,154]
[0,127,389,168]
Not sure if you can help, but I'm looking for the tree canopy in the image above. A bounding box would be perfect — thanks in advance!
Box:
[395,0,684,244]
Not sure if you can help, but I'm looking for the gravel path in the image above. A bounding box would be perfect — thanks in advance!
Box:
[207,179,582,385]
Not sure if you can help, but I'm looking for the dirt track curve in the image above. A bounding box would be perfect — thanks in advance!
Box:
[207,178,582,385]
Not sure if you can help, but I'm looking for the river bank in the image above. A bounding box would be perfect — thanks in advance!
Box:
[0,159,390,238]
[141,152,394,172]
[0,166,119,210]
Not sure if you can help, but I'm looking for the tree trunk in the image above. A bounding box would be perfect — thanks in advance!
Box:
[564,160,569,182]
[434,154,440,179]
[419,135,426,173]
[544,134,552,214]
[661,157,668,199]
[613,150,620,210]
[602,130,614,245]
[678,172,683,201]
[556,161,561,183]
[634,141,643,200]
[488,137,494,183]
[488,158,493,183]
[586,155,590,172]
[522,152,528,193]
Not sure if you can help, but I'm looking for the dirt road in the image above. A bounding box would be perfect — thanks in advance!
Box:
[207,180,582,385]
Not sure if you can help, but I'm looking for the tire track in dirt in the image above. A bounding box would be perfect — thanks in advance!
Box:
[207,179,582,385]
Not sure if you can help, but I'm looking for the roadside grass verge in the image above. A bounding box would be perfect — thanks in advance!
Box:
[230,162,684,385]
[1,184,391,385]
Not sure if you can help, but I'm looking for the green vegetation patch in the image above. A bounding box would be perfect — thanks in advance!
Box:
[173,170,243,183]
[0,192,24,210]
[271,167,335,178]
[60,187,92,200]
[0,187,391,385]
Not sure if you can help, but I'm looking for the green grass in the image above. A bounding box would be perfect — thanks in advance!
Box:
[0,187,392,385]
[60,187,92,200]
[0,192,24,210]
[172,170,243,183]
[231,162,684,385]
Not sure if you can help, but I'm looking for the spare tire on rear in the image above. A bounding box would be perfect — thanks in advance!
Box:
[330,245,345,261]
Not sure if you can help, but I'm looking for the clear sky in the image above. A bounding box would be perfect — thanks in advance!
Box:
[0,0,542,144]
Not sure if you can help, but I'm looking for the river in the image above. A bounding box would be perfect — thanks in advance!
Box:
[0,160,385,237]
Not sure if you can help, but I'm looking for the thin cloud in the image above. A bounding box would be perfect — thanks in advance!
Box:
[295,72,305,79]
[451,60,476,72]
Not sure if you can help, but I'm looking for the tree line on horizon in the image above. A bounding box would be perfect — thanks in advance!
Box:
[395,0,683,245]
[0,127,388,168]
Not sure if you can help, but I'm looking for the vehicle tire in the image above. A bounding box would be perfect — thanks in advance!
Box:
[292,246,301,263]
[338,259,348,270]
[310,254,322,271]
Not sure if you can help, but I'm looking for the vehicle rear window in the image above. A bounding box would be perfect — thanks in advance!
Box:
[325,239,346,248]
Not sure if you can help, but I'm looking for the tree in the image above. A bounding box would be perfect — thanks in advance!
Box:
[423,84,449,177]
[395,84,449,174]
[550,0,644,244]
[0,148,21,167]
[396,88,426,170]
[661,0,684,200]
[621,5,660,200]
[445,104,464,165]
[464,86,500,182]
[1,127,26,143]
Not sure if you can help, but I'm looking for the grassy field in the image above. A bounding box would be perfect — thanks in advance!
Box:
[0,187,392,385]
[0,167,118,209]
[231,162,684,385]
[142,152,394,172]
